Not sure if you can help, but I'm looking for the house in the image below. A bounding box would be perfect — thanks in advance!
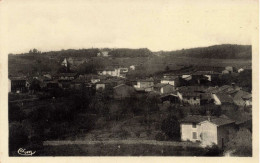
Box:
[222,66,236,74]
[133,78,154,92]
[153,83,175,94]
[233,90,252,106]
[9,77,28,93]
[95,77,125,91]
[177,92,201,105]
[238,68,244,73]
[46,80,60,89]
[97,50,109,57]
[70,77,90,90]
[242,94,252,106]
[113,84,135,99]
[160,92,179,104]
[180,115,236,148]
[160,76,179,87]
[225,66,234,72]
[192,71,220,82]
[129,65,136,70]
[61,58,68,67]
[181,74,192,81]
[96,81,106,91]
[55,73,78,81]
[212,93,234,105]
[91,77,101,84]
[222,70,230,74]
[54,73,79,88]
[97,67,121,77]
[177,86,208,105]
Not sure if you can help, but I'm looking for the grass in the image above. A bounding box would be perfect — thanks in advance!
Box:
[38,144,207,156]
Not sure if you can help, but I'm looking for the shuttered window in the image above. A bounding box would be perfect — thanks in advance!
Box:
[192,132,197,139]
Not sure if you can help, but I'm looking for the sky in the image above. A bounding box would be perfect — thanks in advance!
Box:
[0,0,258,53]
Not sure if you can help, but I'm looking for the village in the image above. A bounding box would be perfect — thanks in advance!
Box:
[8,48,252,156]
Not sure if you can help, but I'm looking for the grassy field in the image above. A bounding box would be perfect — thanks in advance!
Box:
[8,53,251,76]
[38,143,208,156]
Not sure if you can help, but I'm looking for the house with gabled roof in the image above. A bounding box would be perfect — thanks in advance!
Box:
[133,78,154,92]
[153,83,175,95]
[180,115,236,148]
[212,93,234,106]
[113,84,135,99]
[160,76,179,87]
[233,90,252,106]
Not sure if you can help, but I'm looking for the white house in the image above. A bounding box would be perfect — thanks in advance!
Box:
[161,76,179,87]
[153,83,175,94]
[238,68,244,73]
[181,75,192,81]
[130,65,136,70]
[180,115,235,148]
[97,67,120,77]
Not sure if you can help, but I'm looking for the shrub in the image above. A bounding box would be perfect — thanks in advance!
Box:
[161,115,180,140]
[204,144,224,156]
[155,132,166,141]
[9,123,29,155]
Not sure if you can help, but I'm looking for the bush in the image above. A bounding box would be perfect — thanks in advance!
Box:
[9,123,29,155]
[225,128,252,156]
[155,132,167,141]
[161,115,180,140]
[204,144,223,156]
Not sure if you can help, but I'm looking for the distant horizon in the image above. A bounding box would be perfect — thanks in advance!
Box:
[9,43,252,55]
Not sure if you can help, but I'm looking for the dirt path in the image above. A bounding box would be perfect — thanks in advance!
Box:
[43,139,200,147]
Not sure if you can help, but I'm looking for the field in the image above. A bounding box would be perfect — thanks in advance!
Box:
[8,53,251,76]
[39,143,207,156]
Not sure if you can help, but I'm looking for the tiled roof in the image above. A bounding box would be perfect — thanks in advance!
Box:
[192,71,220,75]
[180,115,235,126]
[9,77,27,81]
[242,94,252,100]
[56,73,78,77]
[154,83,168,88]
[209,118,235,126]
[162,76,179,80]
[216,93,233,103]
[178,86,206,92]
[180,115,210,124]
[138,78,154,82]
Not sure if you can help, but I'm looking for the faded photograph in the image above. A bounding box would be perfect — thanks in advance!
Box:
[3,0,257,157]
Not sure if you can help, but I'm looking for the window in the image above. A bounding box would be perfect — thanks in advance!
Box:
[192,123,196,128]
[192,132,197,139]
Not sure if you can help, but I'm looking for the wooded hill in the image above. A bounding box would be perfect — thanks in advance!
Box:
[155,44,252,59]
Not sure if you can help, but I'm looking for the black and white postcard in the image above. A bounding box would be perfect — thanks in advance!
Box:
[0,0,259,162]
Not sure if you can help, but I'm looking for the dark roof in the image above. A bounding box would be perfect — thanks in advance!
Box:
[215,93,233,103]
[180,92,201,97]
[113,84,132,89]
[9,77,27,81]
[192,71,220,75]
[72,77,90,83]
[242,94,252,100]
[180,115,210,124]
[178,86,206,93]
[56,73,78,77]
[138,78,154,82]
[161,76,179,80]
[209,118,235,126]
[160,92,178,98]
[180,115,235,126]
[154,83,168,88]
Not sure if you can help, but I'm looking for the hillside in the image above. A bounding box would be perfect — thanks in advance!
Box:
[155,44,252,59]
